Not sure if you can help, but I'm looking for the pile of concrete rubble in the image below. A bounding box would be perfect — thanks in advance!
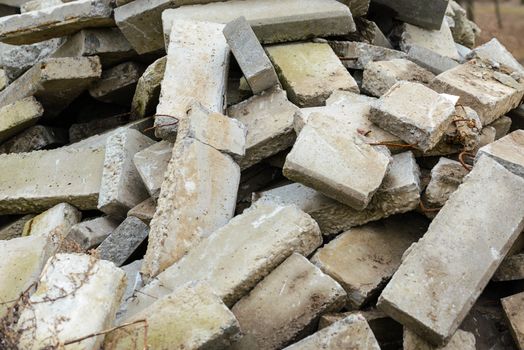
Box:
[0,0,523,348]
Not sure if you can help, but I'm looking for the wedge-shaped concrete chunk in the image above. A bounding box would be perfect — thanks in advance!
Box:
[127,197,156,224]
[266,42,359,107]
[0,0,114,45]
[232,253,346,350]
[423,157,468,209]
[0,96,43,143]
[403,329,476,350]
[477,130,524,179]
[467,38,524,76]
[106,282,241,350]
[131,56,166,119]
[378,156,524,345]
[133,140,173,198]
[284,314,381,350]
[128,200,322,316]
[329,41,407,70]
[501,291,524,350]
[400,22,460,61]
[65,216,120,251]
[371,0,449,30]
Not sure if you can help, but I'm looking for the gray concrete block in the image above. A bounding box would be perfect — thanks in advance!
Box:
[423,157,468,209]
[403,328,476,350]
[0,96,43,143]
[467,38,524,76]
[405,44,460,75]
[89,61,146,105]
[65,216,120,251]
[502,292,524,350]
[130,56,166,119]
[400,21,460,61]
[133,140,172,198]
[476,130,524,179]
[371,0,449,30]
[329,41,407,70]
[127,197,156,225]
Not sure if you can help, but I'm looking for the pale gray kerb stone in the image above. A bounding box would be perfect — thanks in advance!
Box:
[377,156,524,346]
[476,130,524,179]
[106,282,241,350]
[89,61,146,105]
[133,140,173,199]
[0,0,115,45]
[266,42,359,107]
[65,216,120,251]
[223,16,278,94]
[400,21,461,62]
[328,41,407,70]
[0,96,43,143]
[311,215,427,309]
[131,56,166,119]
[98,128,155,218]
[404,44,460,75]
[127,197,156,225]
[15,254,126,350]
[467,38,524,76]
[403,329,476,350]
[258,151,420,236]
[0,125,68,154]
[430,59,524,126]
[424,157,469,208]
[231,253,347,350]
[370,81,457,152]
[283,314,381,350]
[127,199,322,317]
[227,87,299,170]
[154,19,229,142]
[20,0,70,13]
[501,291,524,350]
[141,137,240,279]
[373,0,449,30]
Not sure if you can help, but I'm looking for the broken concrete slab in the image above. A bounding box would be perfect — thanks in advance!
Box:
[377,156,524,345]
[400,21,460,62]
[489,116,512,140]
[423,157,469,209]
[446,0,479,49]
[501,292,524,350]
[20,0,69,13]
[341,0,370,17]
[106,282,241,350]
[127,197,156,225]
[403,328,476,350]
[0,125,68,154]
[0,56,102,117]
[15,253,126,350]
[284,314,381,350]
[493,253,524,282]
[0,0,115,45]
[476,130,524,179]
[311,215,427,309]
[370,0,449,30]
[98,128,155,218]
[89,61,145,105]
[0,96,43,143]
[349,17,392,48]
[223,16,279,94]
[266,42,359,107]
[65,216,120,251]
[467,38,524,76]
[228,87,299,170]
[128,199,322,316]
[329,41,407,70]
[0,214,34,240]
[133,140,172,198]
[404,44,460,75]
[231,253,347,349]
[130,56,166,120]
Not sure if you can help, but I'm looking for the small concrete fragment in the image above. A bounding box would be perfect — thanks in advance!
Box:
[0,0,114,45]
[493,253,524,282]
[467,38,524,76]
[370,0,449,30]
[342,0,370,17]
[0,214,34,240]
[403,329,476,350]
[130,56,166,119]
[0,96,43,143]
[127,197,156,224]
[400,22,460,61]
[488,116,512,140]
[284,314,381,350]
[65,216,120,251]
[329,41,407,70]
[378,156,524,345]
[231,253,347,350]
[350,18,392,48]
[0,125,67,154]
[15,254,126,350]
[476,130,524,178]
[0,68,8,91]
[89,61,146,105]
[446,0,479,49]
[266,42,359,107]
[502,291,524,349]
[133,140,172,198]
[105,282,241,350]
[423,157,469,208]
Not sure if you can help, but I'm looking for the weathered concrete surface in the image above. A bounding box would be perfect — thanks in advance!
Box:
[0,214,34,240]
[362,59,435,97]
[228,87,298,169]
[423,157,469,209]
[98,129,155,218]
[370,0,449,30]
[312,215,427,309]
[0,125,68,154]
[266,42,359,107]
[258,152,420,236]
[0,68,8,91]
[403,329,476,350]
[446,0,479,49]
[467,38,524,76]
[115,259,143,321]
[348,17,392,48]
[65,216,120,251]
[20,0,68,13]
[501,292,524,350]
[133,140,172,198]
[130,56,166,119]
[231,253,346,350]
[493,253,524,282]
[0,146,105,214]
[378,156,524,345]
[15,254,126,350]
[127,197,156,224]
[128,200,322,316]
[430,59,524,126]
[400,22,460,61]
[477,130,524,179]
[404,44,460,75]
[329,41,407,70]
[0,56,102,117]
[284,314,381,350]
[0,96,43,143]
[154,19,229,141]
[89,61,146,105]
[489,116,512,140]
[106,282,241,350]
[370,81,457,152]
[0,0,114,45]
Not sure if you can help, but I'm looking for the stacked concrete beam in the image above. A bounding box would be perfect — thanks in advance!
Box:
[370,0,450,30]
[130,56,166,119]
[404,44,460,75]
[89,61,146,105]
[400,21,461,61]
[329,41,407,70]
[133,140,173,198]
[477,130,524,178]
[0,97,43,143]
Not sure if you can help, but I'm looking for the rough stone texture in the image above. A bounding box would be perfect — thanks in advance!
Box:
[488,116,512,140]
[0,214,34,240]
[362,59,435,97]
[142,137,240,279]
[403,329,476,350]
[20,0,69,13]
[370,0,449,30]
[127,200,322,316]
[133,140,172,198]
[447,0,479,49]
[154,19,229,142]
[476,130,524,179]
[284,314,381,350]
[493,253,524,282]
[130,56,166,119]
[311,215,427,309]
[51,28,137,67]
[0,125,68,154]
[430,59,524,126]
[89,61,146,105]
[329,41,407,70]
[342,0,370,17]
[106,282,241,350]
[0,68,8,91]
[344,17,392,48]
[400,22,460,61]
[404,44,460,75]
[467,38,524,76]
[0,56,102,117]
[0,0,114,45]
[424,157,469,208]
[115,259,143,321]
[228,87,298,170]
[65,216,120,251]
[502,292,524,350]
[127,197,156,225]
[0,146,105,214]
[257,151,420,236]
[223,16,279,94]
[266,42,359,107]
[15,254,126,350]
[231,253,346,350]
[370,81,457,151]
[98,129,155,218]
[377,156,524,345]
[96,216,149,266]
[0,96,43,143]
